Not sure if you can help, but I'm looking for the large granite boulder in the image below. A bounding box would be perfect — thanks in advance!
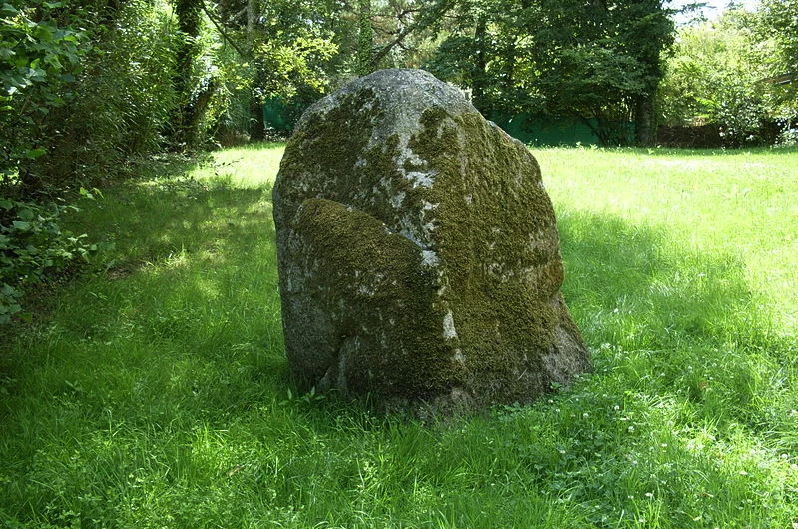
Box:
[272,68,590,412]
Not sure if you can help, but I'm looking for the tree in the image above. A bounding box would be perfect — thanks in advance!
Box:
[172,0,205,148]
[356,0,374,74]
[619,0,677,145]
[426,0,544,115]
[757,0,798,138]
[206,0,341,138]
[202,0,456,136]
[528,0,674,145]
[426,0,675,146]
[365,0,456,72]
[759,0,798,78]
[658,8,780,146]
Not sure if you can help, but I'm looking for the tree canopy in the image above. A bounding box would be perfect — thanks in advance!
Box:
[425,0,675,145]
[1,0,796,198]
[659,2,797,147]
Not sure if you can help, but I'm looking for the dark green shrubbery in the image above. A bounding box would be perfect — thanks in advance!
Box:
[1,1,174,323]
[1,1,181,194]
[0,192,107,323]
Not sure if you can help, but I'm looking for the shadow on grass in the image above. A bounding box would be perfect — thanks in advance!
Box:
[0,170,293,429]
[551,145,798,157]
[556,208,796,425]
[556,208,766,349]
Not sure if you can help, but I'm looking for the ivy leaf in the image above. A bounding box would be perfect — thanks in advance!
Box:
[25,148,46,159]
[17,208,34,221]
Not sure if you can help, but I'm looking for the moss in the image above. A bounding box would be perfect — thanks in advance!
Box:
[274,71,589,411]
[288,197,465,398]
[408,106,584,404]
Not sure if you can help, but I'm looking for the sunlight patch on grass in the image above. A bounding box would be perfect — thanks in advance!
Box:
[537,146,798,337]
[194,142,286,188]
[1,144,796,528]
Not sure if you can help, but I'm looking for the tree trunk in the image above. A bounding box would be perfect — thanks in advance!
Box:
[634,94,656,147]
[250,97,265,141]
[247,0,257,34]
[247,0,263,142]
[172,0,203,149]
[472,16,489,113]
[357,0,374,75]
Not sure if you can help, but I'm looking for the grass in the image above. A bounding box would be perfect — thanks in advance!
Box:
[1,143,797,528]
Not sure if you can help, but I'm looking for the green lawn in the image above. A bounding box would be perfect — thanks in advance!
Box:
[1,144,796,528]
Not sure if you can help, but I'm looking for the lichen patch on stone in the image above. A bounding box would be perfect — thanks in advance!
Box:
[421,250,440,268]
[443,310,458,341]
[273,69,591,413]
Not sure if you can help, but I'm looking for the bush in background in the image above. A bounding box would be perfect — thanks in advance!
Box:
[1,1,180,196]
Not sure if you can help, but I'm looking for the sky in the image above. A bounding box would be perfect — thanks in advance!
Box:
[668,0,761,25]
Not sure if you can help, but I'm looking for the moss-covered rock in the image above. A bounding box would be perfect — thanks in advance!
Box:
[273,69,590,413]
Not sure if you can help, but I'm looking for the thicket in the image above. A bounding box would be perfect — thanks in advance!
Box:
[658,2,798,148]
[1,0,181,322]
[1,0,796,323]
[0,192,107,324]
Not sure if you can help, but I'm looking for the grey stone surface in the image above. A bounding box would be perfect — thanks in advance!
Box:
[273,68,591,412]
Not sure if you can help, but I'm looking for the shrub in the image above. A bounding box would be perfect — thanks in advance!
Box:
[0,193,104,324]
[1,1,180,195]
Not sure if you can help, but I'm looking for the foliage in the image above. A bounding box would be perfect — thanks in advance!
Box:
[426,0,675,146]
[427,0,534,113]
[41,0,180,183]
[356,0,374,74]
[759,0,798,79]
[203,0,343,139]
[252,7,339,101]
[0,1,181,323]
[659,9,781,147]
[1,0,182,193]
[365,0,457,71]
[0,0,89,190]
[757,0,798,140]
[0,191,105,324]
[207,0,455,135]
[426,0,520,114]
[2,0,794,195]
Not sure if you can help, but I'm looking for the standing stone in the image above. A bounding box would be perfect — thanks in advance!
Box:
[272,68,590,412]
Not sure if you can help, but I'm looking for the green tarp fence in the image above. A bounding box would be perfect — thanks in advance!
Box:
[262,97,290,132]
[487,112,600,146]
[263,97,633,146]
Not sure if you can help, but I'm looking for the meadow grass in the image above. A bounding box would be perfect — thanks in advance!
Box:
[0,144,796,528]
